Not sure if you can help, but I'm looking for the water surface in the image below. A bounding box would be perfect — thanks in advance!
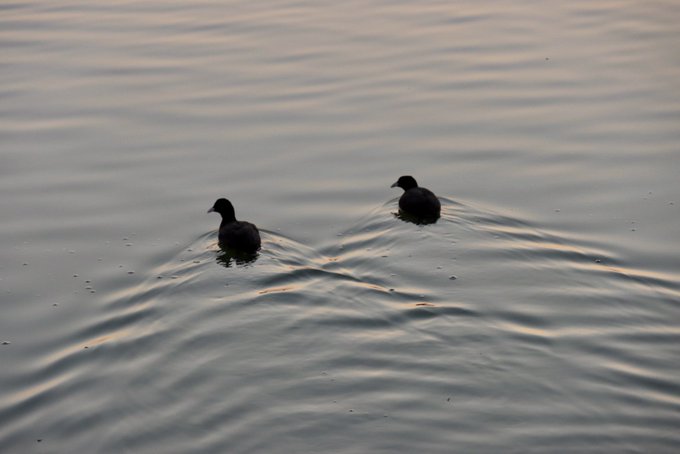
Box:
[1,0,679,452]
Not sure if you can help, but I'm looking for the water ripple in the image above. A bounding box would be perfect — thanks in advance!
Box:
[2,199,669,452]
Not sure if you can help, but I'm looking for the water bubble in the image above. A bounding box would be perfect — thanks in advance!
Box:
[127,271,134,275]
[449,275,457,280]
[73,274,79,277]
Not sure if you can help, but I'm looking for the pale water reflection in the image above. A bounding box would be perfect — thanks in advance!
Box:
[1,0,679,452]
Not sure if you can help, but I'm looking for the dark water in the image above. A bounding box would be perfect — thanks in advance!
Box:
[2,1,679,452]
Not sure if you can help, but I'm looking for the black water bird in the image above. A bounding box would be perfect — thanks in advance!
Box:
[208,198,261,252]
[391,175,441,221]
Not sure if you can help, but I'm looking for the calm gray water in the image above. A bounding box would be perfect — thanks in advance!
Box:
[2,0,679,452]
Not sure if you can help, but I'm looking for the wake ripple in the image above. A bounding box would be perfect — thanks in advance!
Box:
[4,200,678,452]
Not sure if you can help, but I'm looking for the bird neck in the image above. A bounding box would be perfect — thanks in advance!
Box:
[220,210,237,224]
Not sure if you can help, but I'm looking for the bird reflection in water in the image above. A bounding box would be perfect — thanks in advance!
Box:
[215,246,259,268]
[393,210,439,225]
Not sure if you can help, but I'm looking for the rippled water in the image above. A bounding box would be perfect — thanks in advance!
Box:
[2,1,679,452]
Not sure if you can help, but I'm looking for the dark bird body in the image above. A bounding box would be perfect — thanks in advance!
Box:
[391,175,441,220]
[208,198,261,252]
